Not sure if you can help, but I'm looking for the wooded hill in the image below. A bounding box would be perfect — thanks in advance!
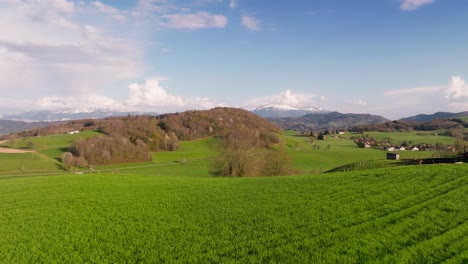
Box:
[0,120,54,136]
[8,108,281,166]
[400,111,468,122]
[268,112,389,131]
[352,118,468,141]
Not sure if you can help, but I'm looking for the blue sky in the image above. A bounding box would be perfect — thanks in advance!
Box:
[0,0,467,119]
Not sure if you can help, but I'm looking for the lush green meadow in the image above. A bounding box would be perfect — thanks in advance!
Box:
[0,132,101,177]
[348,131,455,145]
[0,165,467,263]
[1,131,100,152]
[0,130,457,177]
[0,152,61,176]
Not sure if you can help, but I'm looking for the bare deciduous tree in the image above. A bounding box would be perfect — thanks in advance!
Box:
[61,152,74,171]
[211,128,259,177]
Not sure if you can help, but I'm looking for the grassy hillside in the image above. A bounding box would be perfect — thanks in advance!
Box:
[0,130,446,176]
[0,131,102,176]
[355,131,455,145]
[0,165,466,263]
[269,112,389,131]
[0,152,61,176]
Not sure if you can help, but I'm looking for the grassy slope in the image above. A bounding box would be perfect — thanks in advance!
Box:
[280,133,438,173]
[0,152,61,175]
[346,131,455,145]
[0,131,101,176]
[0,130,458,176]
[0,165,466,263]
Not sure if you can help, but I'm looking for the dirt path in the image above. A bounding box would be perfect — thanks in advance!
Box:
[0,140,7,144]
[0,147,34,154]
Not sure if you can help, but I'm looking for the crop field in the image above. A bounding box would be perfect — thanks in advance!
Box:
[0,165,467,263]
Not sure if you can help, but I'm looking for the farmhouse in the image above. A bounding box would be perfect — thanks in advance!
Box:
[387,153,400,160]
[67,131,80,135]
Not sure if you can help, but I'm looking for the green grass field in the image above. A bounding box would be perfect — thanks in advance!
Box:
[0,132,101,176]
[0,165,466,263]
[0,152,62,176]
[346,131,455,145]
[0,131,457,176]
[1,131,101,151]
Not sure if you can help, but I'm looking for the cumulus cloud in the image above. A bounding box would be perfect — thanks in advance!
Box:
[125,77,217,111]
[445,76,468,102]
[241,15,261,31]
[382,76,468,117]
[0,0,229,109]
[245,89,323,109]
[0,0,143,97]
[160,12,227,30]
[400,0,433,11]
[0,77,219,114]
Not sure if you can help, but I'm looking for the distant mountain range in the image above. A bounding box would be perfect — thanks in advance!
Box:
[0,120,54,136]
[269,112,390,131]
[248,104,327,118]
[0,109,157,122]
[2,107,468,136]
[400,111,468,122]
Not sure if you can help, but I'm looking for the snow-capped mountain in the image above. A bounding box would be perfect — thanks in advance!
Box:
[0,109,158,122]
[248,104,328,118]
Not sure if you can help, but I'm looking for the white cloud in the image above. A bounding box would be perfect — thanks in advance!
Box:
[125,77,217,111]
[245,89,322,109]
[132,0,183,18]
[160,12,227,30]
[35,94,121,111]
[241,15,261,31]
[89,1,127,22]
[400,0,433,11]
[0,0,143,98]
[229,0,237,9]
[445,76,468,102]
[381,76,468,117]
[0,77,219,114]
[383,85,441,97]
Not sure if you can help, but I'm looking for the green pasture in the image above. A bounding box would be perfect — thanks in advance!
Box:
[0,152,62,177]
[152,137,218,163]
[0,130,456,176]
[93,138,218,177]
[1,165,467,263]
[280,133,438,173]
[347,131,455,145]
[1,131,100,150]
[0,131,102,176]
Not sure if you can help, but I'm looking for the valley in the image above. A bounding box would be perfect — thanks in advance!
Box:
[0,108,467,263]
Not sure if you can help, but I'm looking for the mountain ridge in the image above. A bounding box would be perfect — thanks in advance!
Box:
[400,111,468,122]
[248,104,328,118]
[268,112,390,131]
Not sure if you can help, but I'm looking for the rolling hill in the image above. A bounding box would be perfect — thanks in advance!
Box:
[0,120,54,136]
[400,111,468,122]
[269,112,389,131]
